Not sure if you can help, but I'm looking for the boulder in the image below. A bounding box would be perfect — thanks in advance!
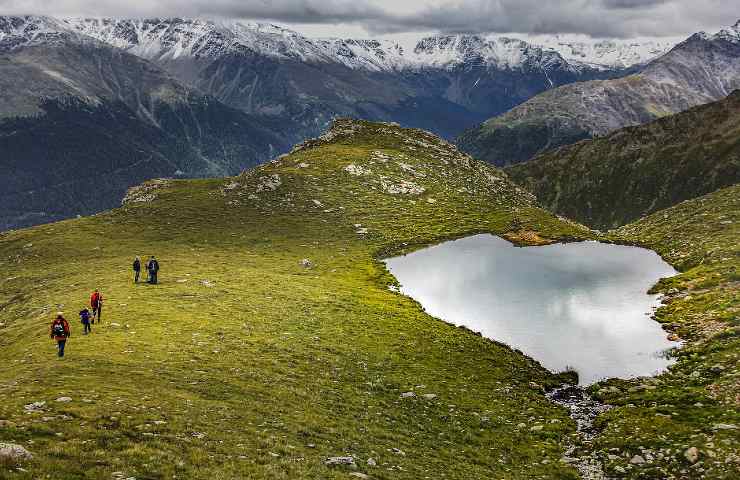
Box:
[0,443,33,462]
[325,456,355,467]
[684,447,699,464]
[23,401,45,412]
[712,423,737,430]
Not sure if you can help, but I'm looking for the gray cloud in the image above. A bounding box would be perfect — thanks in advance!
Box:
[0,0,737,38]
[600,0,669,8]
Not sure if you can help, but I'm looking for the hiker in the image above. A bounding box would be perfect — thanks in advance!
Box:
[50,313,71,357]
[79,307,92,335]
[133,256,141,283]
[147,256,160,284]
[90,289,103,323]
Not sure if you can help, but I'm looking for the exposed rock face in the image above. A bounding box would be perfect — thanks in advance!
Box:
[506,91,740,229]
[457,21,740,166]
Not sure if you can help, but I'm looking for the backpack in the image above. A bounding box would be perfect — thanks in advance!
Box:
[52,322,66,337]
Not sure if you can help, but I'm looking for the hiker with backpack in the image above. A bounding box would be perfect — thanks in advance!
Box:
[133,256,141,283]
[90,289,103,323]
[79,307,92,334]
[50,313,71,357]
[147,256,160,284]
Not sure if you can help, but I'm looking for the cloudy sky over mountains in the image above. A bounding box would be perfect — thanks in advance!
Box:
[0,0,737,39]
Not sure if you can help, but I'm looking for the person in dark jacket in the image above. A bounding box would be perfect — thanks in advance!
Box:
[133,256,141,283]
[147,256,160,284]
[90,289,103,323]
[79,307,92,334]
[50,313,71,357]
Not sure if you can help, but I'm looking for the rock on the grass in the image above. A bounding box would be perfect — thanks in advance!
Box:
[712,423,737,430]
[380,178,425,195]
[366,458,377,466]
[23,401,45,412]
[0,443,33,461]
[629,454,646,465]
[349,473,370,479]
[55,397,72,403]
[255,174,282,192]
[344,164,371,176]
[422,393,437,400]
[400,392,415,399]
[300,259,313,268]
[325,456,355,466]
[684,447,699,464]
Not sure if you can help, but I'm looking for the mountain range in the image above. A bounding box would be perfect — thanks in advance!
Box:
[457,21,740,166]
[59,17,648,143]
[1,15,736,231]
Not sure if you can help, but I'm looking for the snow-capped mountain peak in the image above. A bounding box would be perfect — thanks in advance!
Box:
[410,35,571,71]
[0,15,90,50]
[512,33,680,69]
[713,19,740,43]
[59,18,587,73]
[3,16,701,73]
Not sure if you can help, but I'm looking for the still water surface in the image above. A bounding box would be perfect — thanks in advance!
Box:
[384,234,679,384]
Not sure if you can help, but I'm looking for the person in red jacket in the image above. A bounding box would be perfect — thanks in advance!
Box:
[90,289,103,323]
[50,313,71,358]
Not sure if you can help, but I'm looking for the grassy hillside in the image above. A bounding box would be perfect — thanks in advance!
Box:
[0,120,590,479]
[506,91,740,229]
[591,185,739,479]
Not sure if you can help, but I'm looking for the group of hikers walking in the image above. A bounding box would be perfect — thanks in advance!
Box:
[49,256,161,357]
[49,289,101,357]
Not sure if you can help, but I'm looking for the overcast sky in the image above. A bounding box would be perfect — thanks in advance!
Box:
[1,0,737,40]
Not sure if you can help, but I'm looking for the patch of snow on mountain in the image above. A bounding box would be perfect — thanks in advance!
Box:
[60,18,582,72]
[712,20,740,43]
[0,16,87,50]
[16,16,736,75]
[511,33,680,69]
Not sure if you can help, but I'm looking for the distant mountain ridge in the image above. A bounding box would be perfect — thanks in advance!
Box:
[60,17,673,72]
[506,90,740,229]
[43,16,650,142]
[0,16,288,230]
[457,20,740,166]
[1,15,675,148]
